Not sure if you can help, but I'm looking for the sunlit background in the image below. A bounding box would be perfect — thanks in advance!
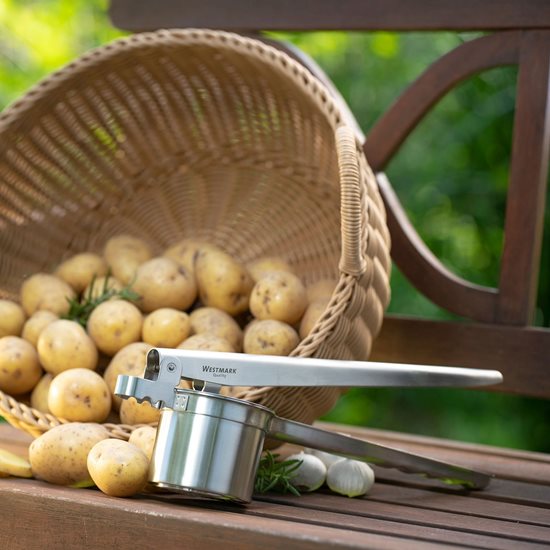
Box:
[1,0,549,451]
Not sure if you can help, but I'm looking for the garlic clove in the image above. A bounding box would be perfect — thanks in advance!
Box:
[304,448,345,469]
[326,459,375,497]
[287,452,327,492]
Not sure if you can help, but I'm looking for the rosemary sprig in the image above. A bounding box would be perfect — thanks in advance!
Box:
[62,272,140,327]
[254,451,303,496]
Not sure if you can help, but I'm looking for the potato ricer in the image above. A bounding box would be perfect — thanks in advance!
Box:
[115,349,503,503]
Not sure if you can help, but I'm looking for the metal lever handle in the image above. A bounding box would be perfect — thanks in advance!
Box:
[269,416,491,489]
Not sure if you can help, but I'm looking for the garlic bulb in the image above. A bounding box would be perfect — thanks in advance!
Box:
[305,448,345,469]
[287,452,327,492]
[327,459,375,497]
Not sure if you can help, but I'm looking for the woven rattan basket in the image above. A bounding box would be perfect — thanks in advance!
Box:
[0,29,391,440]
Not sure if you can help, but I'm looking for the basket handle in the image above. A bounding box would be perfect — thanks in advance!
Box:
[336,125,368,277]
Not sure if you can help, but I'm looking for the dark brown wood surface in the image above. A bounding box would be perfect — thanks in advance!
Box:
[109,0,550,32]
[2,423,550,549]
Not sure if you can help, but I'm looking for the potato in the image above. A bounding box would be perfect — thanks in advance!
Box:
[104,234,152,285]
[0,336,43,395]
[0,299,26,337]
[82,275,124,302]
[128,426,157,460]
[88,439,149,497]
[21,310,58,347]
[142,308,191,348]
[189,307,243,352]
[119,397,161,425]
[299,298,330,339]
[243,320,299,356]
[0,448,32,478]
[246,256,294,282]
[87,299,143,356]
[48,368,111,423]
[163,238,211,280]
[103,342,151,410]
[133,257,197,313]
[30,373,53,413]
[306,278,337,303]
[37,319,98,375]
[20,273,76,316]
[55,252,108,293]
[195,246,254,316]
[178,334,234,352]
[249,271,308,325]
[29,422,109,485]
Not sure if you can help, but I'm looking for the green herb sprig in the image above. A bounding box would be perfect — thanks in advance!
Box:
[62,272,140,327]
[254,451,303,496]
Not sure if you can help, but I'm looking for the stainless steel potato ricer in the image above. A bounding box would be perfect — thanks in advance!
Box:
[115,349,503,503]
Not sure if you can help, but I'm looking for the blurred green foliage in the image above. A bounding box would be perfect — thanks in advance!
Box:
[1,2,548,451]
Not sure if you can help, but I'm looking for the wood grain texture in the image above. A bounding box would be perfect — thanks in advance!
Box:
[109,0,550,32]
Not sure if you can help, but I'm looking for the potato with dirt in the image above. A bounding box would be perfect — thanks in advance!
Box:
[163,238,211,281]
[0,336,43,395]
[103,342,151,410]
[48,368,112,423]
[189,307,243,352]
[249,271,308,325]
[133,257,197,313]
[20,273,76,316]
[0,299,26,338]
[142,308,191,348]
[55,252,108,293]
[87,299,143,356]
[29,422,110,486]
[178,333,235,352]
[37,319,98,375]
[195,246,254,316]
[21,310,58,347]
[243,319,300,356]
[104,234,152,285]
[119,397,161,425]
[88,438,149,497]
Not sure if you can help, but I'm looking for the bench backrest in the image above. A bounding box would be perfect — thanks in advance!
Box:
[108,0,550,398]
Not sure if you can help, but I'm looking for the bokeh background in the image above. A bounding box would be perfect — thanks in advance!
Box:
[1,0,549,451]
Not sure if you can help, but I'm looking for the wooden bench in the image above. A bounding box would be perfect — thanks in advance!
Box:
[1,1,549,548]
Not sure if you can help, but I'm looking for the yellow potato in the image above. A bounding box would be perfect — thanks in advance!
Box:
[0,336,43,395]
[0,299,26,338]
[82,275,124,302]
[163,238,211,280]
[30,373,53,413]
[243,320,299,356]
[178,333,234,352]
[195,246,254,316]
[88,438,149,497]
[87,299,143,356]
[119,397,161,425]
[299,298,330,339]
[246,256,294,282]
[20,273,76,316]
[29,422,110,485]
[133,257,197,313]
[189,307,243,352]
[249,271,308,325]
[142,308,191,348]
[0,448,32,478]
[306,278,337,303]
[128,426,157,460]
[37,319,98,375]
[104,234,152,285]
[103,342,151,410]
[55,252,108,293]
[21,310,58,347]
[48,368,111,423]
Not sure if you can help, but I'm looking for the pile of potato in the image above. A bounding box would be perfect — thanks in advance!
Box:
[0,234,336,496]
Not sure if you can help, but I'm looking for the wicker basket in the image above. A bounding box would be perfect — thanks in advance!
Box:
[0,29,391,440]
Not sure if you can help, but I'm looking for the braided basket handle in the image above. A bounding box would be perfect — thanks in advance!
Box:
[336,125,369,277]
